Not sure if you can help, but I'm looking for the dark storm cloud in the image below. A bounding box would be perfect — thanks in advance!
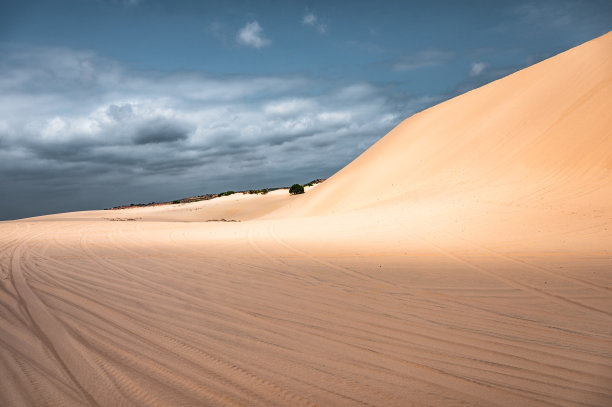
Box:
[30,141,95,162]
[132,119,191,145]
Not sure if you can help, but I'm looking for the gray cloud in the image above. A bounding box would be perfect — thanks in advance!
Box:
[133,119,192,145]
[107,103,134,121]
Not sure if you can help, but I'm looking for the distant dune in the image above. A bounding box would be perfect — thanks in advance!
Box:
[1,32,611,406]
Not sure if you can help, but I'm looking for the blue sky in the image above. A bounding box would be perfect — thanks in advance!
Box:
[1,0,611,220]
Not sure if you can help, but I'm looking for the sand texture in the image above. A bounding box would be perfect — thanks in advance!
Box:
[1,32,611,406]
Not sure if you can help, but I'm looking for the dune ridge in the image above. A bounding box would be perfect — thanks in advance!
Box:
[1,32,611,406]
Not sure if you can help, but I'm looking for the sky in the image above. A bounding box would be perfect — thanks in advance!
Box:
[1,0,611,220]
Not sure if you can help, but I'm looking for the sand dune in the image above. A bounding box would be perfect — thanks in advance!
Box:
[1,32,611,406]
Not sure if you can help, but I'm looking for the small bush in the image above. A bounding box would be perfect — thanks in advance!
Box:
[172,200,181,204]
[218,191,235,197]
[289,184,304,195]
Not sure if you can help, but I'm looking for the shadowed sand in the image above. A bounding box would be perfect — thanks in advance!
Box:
[1,32,611,406]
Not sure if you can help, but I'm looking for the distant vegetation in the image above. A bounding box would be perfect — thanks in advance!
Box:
[217,191,236,197]
[106,179,326,210]
[305,179,326,186]
[289,184,305,195]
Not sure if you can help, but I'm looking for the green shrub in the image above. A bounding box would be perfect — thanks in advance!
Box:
[289,184,304,195]
[172,200,181,204]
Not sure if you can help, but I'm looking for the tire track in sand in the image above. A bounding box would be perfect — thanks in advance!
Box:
[76,221,319,407]
[251,223,565,407]
[8,224,131,407]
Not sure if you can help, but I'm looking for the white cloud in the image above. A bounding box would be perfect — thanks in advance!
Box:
[237,21,270,49]
[469,62,488,76]
[41,117,67,140]
[264,99,315,116]
[302,13,327,34]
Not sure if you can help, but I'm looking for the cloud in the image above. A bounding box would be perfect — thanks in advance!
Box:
[132,119,192,145]
[107,103,134,121]
[513,2,573,28]
[0,45,442,220]
[264,98,315,116]
[392,50,454,71]
[469,62,488,77]
[302,13,327,34]
[237,21,270,49]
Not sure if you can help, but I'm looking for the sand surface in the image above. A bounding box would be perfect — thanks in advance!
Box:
[1,32,611,406]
